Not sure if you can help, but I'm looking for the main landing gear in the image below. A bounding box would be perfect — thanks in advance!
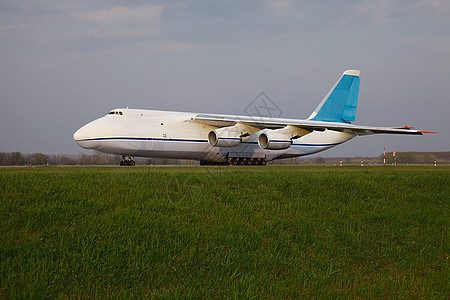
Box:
[120,155,135,166]
[227,157,267,166]
[199,158,266,166]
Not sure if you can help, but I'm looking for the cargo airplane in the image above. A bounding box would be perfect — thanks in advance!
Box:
[73,70,434,165]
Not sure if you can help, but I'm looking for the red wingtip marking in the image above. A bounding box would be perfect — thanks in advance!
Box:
[418,131,438,134]
[402,125,415,129]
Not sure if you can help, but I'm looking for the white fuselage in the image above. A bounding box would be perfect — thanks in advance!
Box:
[73,108,355,163]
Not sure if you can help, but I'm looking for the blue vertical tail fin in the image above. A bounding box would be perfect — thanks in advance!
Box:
[308,70,360,123]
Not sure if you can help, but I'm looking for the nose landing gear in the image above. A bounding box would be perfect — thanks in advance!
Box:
[120,155,135,166]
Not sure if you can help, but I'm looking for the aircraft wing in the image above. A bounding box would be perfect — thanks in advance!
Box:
[194,113,434,136]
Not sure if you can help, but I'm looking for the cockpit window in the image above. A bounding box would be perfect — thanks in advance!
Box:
[108,111,123,115]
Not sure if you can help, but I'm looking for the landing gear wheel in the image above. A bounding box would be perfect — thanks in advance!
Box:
[120,156,135,166]
[227,157,267,166]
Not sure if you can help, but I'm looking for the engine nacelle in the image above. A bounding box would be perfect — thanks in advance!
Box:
[208,127,241,147]
[258,131,291,150]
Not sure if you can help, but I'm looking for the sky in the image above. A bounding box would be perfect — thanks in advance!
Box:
[1,0,449,158]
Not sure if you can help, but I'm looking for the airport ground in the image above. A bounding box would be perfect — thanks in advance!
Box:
[1,166,448,298]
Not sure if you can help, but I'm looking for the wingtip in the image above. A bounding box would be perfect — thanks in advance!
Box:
[418,130,438,134]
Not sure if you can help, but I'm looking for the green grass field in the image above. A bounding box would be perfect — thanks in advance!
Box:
[1,166,448,298]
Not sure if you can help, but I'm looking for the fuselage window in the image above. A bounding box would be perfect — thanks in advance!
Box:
[108,111,115,115]
[119,111,123,115]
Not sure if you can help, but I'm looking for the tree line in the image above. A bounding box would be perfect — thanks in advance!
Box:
[0,151,448,166]
[379,152,450,164]
[0,151,199,166]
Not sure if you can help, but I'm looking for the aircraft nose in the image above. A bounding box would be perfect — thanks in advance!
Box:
[73,122,101,150]
[73,128,83,142]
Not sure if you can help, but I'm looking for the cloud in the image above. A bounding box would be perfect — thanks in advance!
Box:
[354,0,399,23]
[418,0,450,12]
[0,23,34,38]
[103,40,202,56]
[403,35,450,55]
[270,0,294,15]
[75,4,165,39]
[266,0,450,29]
[78,5,163,24]
[353,0,450,23]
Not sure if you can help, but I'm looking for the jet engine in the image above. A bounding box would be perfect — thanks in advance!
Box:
[208,127,241,147]
[258,130,291,150]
